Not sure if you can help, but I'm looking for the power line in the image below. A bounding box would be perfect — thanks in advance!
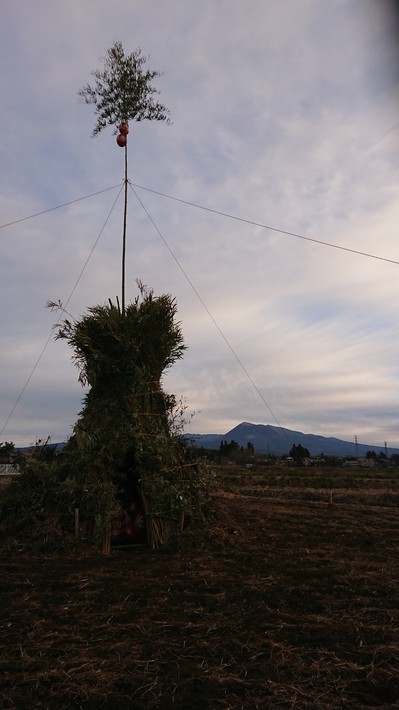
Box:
[130,184,285,431]
[0,186,123,438]
[130,182,399,266]
[0,184,121,231]
[2,179,397,266]
[62,186,124,310]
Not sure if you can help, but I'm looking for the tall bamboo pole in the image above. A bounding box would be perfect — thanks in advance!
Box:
[121,139,128,315]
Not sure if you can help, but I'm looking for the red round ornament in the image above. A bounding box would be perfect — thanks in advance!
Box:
[119,122,129,136]
[116,134,127,148]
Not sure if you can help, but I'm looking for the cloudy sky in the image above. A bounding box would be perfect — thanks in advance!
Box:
[1,0,398,449]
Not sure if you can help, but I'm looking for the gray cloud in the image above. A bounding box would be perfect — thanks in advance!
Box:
[0,0,398,448]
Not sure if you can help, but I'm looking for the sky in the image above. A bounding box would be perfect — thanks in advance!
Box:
[1,0,399,449]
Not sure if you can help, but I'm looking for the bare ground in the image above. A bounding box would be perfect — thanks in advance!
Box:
[0,476,398,709]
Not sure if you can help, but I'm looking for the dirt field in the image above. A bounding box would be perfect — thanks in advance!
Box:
[1,469,398,709]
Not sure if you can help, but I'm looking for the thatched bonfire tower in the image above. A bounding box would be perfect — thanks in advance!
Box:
[53,286,208,551]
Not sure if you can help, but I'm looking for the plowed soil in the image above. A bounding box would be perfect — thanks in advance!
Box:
[1,475,398,709]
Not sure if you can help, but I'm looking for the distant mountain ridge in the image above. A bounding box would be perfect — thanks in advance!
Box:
[186,422,398,458]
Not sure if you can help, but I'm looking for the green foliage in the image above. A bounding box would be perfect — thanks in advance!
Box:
[0,441,15,458]
[1,459,59,524]
[0,447,118,540]
[78,41,170,136]
[289,443,310,462]
[219,440,240,458]
[25,436,58,462]
[219,440,254,463]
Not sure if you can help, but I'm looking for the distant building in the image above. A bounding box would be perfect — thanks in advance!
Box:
[0,463,20,476]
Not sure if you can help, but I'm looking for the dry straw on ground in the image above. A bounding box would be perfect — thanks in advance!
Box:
[1,475,398,708]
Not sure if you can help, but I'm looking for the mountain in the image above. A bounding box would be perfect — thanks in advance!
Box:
[186,422,398,458]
